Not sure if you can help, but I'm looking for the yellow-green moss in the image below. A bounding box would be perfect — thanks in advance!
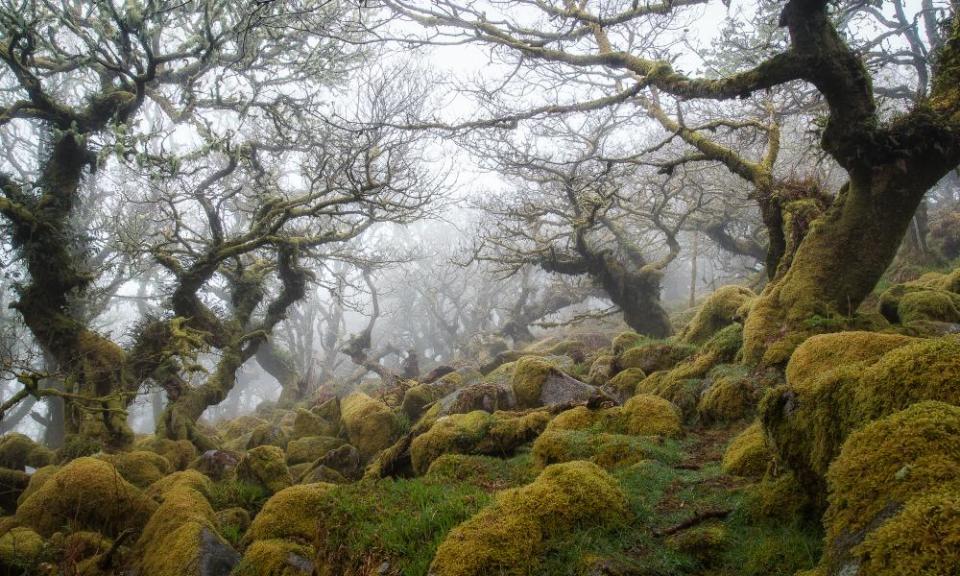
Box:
[531,429,657,470]
[285,436,344,466]
[741,471,814,522]
[429,461,628,576]
[0,434,52,471]
[617,341,696,374]
[15,457,157,537]
[679,285,755,345]
[15,465,57,507]
[620,394,682,437]
[243,482,335,544]
[62,530,111,563]
[144,469,212,502]
[612,331,645,355]
[216,506,251,532]
[235,539,314,576]
[0,468,28,515]
[290,408,336,440]
[697,367,761,424]
[852,486,960,575]
[237,446,292,495]
[897,288,960,324]
[821,401,960,573]
[510,356,555,408]
[134,437,198,471]
[402,374,463,421]
[721,422,771,479]
[0,526,44,571]
[784,331,916,390]
[94,450,172,488]
[604,367,646,401]
[339,393,402,460]
[246,423,289,450]
[585,354,615,386]
[546,406,611,432]
[216,415,270,442]
[409,410,550,475]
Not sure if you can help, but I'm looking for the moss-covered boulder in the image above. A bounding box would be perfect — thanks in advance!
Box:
[602,367,646,402]
[14,465,57,508]
[340,393,402,460]
[436,382,517,417]
[216,414,269,442]
[697,365,765,424]
[544,394,682,439]
[135,436,198,471]
[243,482,335,544]
[0,434,52,471]
[410,410,550,475]
[190,449,241,482]
[305,444,362,482]
[816,402,960,576]
[429,461,628,576]
[15,457,157,537]
[0,526,45,574]
[56,434,102,463]
[401,372,465,421]
[0,469,29,515]
[531,429,675,470]
[285,436,344,466]
[511,356,600,409]
[586,354,615,387]
[235,539,314,575]
[611,331,645,356]
[134,471,240,576]
[94,450,172,488]
[721,422,771,479]
[246,423,289,450]
[679,285,755,345]
[879,270,960,326]
[290,408,337,440]
[616,341,696,374]
[784,331,916,389]
[236,446,292,495]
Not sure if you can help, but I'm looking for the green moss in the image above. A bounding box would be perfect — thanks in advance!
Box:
[721,423,771,479]
[616,341,696,374]
[15,457,157,537]
[285,436,344,466]
[243,483,335,545]
[0,434,52,471]
[429,461,628,576]
[697,365,761,423]
[314,477,491,576]
[819,401,960,574]
[409,410,550,475]
[217,415,270,442]
[679,285,755,345]
[612,331,645,355]
[784,331,916,390]
[510,356,555,408]
[531,429,682,470]
[288,408,334,440]
[134,437,198,471]
[237,446,292,495]
[0,526,45,572]
[424,453,537,490]
[897,288,960,324]
[94,450,172,488]
[620,394,683,437]
[235,539,313,575]
[402,374,463,421]
[207,479,269,514]
[57,434,102,463]
[586,354,615,386]
[145,470,212,502]
[246,423,289,450]
[604,367,645,401]
[340,393,402,460]
[741,471,815,523]
[15,465,57,508]
[0,468,28,515]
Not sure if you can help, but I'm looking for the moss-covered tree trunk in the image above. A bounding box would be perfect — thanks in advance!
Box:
[743,3,960,365]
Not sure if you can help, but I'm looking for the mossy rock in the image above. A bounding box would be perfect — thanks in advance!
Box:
[666,524,728,567]
[94,450,172,488]
[586,354,615,386]
[15,457,157,538]
[189,449,241,482]
[216,415,270,442]
[401,373,464,421]
[436,382,517,417]
[307,443,362,481]
[216,506,251,533]
[679,285,755,345]
[879,270,960,325]
[0,526,45,574]
[410,410,550,475]
[340,393,402,460]
[145,470,212,503]
[57,434,102,463]
[616,341,696,374]
[0,468,29,515]
[134,437,198,471]
[817,402,960,576]
[290,408,336,441]
[611,331,645,356]
[544,394,682,439]
[62,530,112,564]
[243,482,335,545]
[235,539,314,575]
[134,472,240,576]
[284,436,344,466]
[237,446,292,495]
[246,423,289,450]
[602,367,646,402]
[510,356,599,409]
[425,454,537,490]
[721,422,771,479]
[297,464,347,485]
[429,461,628,576]
[0,434,52,471]
[741,471,817,523]
[784,331,916,390]
[531,429,664,470]
[15,465,57,508]
[697,365,763,424]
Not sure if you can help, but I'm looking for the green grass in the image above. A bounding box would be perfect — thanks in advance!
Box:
[314,477,492,576]
[424,452,538,490]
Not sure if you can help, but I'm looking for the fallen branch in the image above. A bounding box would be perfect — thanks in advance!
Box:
[653,508,733,537]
